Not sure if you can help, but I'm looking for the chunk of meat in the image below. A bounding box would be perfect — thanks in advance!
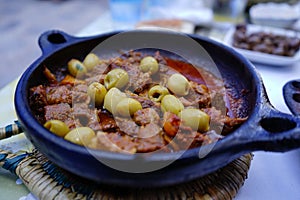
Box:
[98,110,118,131]
[203,107,247,135]
[138,123,162,138]
[114,117,165,153]
[73,103,100,130]
[46,84,89,105]
[203,107,223,124]
[135,133,166,153]
[115,117,139,137]
[71,84,90,104]
[189,82,212,108]
[106,131,137,153]
[85,63,108,85]
[127,92,156,109]
[172,131,202,150]
[44,103,75,128]
[130,71,152,93]
[89,131,137,154]
[29,85,47,115]
[167,127,219,151]
[222,117,247,135]
[46,85,72,105]
[133,108,160,126]
[85,75,105,86]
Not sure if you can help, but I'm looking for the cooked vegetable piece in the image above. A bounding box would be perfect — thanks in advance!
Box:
[83,53,102,71]
[163,112,180,137]
[64,127,95,145]
[103,87,127,114]
[87,82,107,106]
[167,73,190,96]
[104,68,129,89]
[116,98,142,117]
[148,85,169,102]
[43,67,57,84]
[179,108,210,132]
[161,94,184,115]
[67,59,87,78]
[139,56,159,74]
[44,120,70,137]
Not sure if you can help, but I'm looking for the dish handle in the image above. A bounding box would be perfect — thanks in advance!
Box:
[234,84,300,153]
[38,30,81,55]
[283,79,300,116]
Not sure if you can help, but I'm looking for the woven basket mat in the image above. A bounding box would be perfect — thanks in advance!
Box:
[0,147,253,200]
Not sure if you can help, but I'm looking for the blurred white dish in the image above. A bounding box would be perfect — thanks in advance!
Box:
[249,3,300,28]
[136,19,195,34]
[223,24,300,66]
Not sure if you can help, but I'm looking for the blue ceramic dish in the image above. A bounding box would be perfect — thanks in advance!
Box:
[14,30,300,187]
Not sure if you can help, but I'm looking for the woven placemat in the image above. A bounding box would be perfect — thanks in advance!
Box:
[0,148,253,200]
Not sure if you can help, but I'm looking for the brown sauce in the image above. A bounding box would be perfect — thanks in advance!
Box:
[165,58,205,85]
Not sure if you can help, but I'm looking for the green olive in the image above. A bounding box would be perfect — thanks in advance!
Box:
[87,82,107,106]
[161,94,184,115]
[103,87,127,114]
[67,59,87,78]
[83,53,102,71]
[44,120,70,137]
[116,98,142,117]
[139,56,159,74]
[148,85,169,102]
[104,68,129,89]
[179,108,210,132]
[167,73,190,96]
[64,127,96,146]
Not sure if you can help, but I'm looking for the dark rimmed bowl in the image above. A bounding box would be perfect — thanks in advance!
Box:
[14,30,300,188]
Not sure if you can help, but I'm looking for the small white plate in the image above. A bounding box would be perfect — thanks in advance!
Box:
[249,3,300,29]
[223,24,300,66]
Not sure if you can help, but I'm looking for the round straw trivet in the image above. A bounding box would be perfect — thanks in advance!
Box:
[0,148,253,200]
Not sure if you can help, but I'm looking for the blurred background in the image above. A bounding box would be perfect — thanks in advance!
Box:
[1,1,300,199]
[0,0,299,89]
[0,0,107,89]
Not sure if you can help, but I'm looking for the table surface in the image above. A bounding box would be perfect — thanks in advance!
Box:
[1,11,300,200]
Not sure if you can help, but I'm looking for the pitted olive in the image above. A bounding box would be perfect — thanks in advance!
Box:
[83,53,102,71]
[116,98,142,117]
[68,59,87,78]
[161,94,184,115]
[179,108,210,132]
[103,87,127,114]
[167,73,190,96]
[87,82,107,106]
[139,56,159,74]
[148,85,169,102]
[104,68,129,89]
[44,120,70,137]
[64,127,96,146]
